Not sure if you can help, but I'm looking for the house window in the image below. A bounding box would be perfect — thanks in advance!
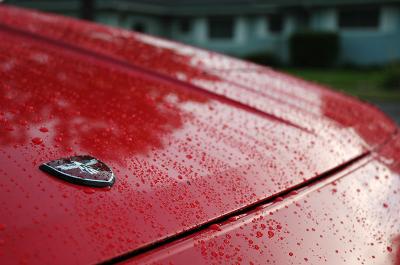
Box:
[208,16,234,39]
[132,22,146,33]
[178,17,191,33]
[339,6,380,28]
[296,10,310,30]
[268,14,283,33]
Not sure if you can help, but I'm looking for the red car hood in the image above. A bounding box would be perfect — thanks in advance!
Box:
[129,133,400,265]
[0,5,397,265]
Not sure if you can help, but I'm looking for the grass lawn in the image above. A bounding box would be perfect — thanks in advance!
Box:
[281,68,400,102]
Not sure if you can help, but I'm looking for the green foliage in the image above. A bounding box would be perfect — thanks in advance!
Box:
[382,64,400,91]
[282,67,400,102]
[289,31,339,67]
[245,52,280,67]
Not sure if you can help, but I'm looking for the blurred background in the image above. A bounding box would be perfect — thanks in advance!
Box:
[4,0,400,123]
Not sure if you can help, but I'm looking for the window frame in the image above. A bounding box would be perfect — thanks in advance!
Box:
[208,16,235,40]
[268,14,284,34]
[338,6,381,29]
[177,17,191,34]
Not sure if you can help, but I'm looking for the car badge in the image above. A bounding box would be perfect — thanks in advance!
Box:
[39,155,115,187]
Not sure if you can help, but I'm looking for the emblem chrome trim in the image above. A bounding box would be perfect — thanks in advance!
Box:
[39,155,115,188]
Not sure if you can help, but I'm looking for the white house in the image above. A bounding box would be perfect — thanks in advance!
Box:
[7,0,400,65]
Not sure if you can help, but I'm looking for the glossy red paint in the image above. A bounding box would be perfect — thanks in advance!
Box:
[127,133,400,265]
[0,5,398,265]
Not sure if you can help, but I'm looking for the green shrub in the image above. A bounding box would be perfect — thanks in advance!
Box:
[245,52,280,67]
[290,31,339,67]
[382,64,400,91]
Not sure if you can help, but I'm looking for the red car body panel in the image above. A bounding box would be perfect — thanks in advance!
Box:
[128,136,400,265]
[0,5,398,265]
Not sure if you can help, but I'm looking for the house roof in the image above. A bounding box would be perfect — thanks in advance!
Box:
[103,0,400,15]
[6,0,400,16]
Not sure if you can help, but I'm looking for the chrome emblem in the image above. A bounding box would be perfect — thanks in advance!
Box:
[39,155,115,187]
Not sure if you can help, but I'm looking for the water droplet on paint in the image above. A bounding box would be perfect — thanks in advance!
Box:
[32,137,43,145]
[210,224,221,231]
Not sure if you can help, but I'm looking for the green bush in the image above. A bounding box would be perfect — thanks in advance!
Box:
[245,52,280,67]
[290,31,339,67]
[382,64,400,91]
